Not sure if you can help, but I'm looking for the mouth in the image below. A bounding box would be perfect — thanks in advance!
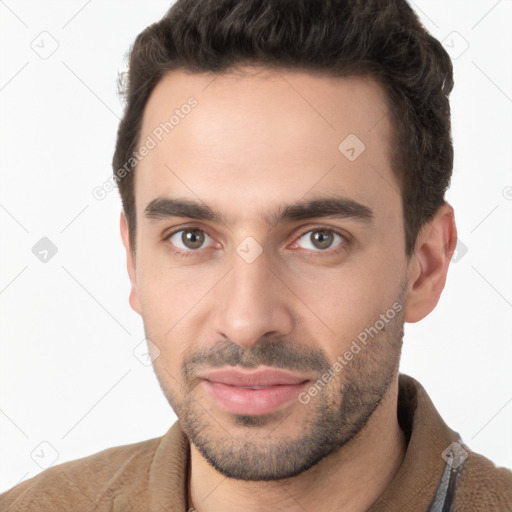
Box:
[198,367,311,416]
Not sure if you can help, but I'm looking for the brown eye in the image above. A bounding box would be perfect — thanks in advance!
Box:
[296,229,344,251]
[311,230,334,249]
[169,228,212,251]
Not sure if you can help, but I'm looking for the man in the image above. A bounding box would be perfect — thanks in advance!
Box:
[2,0,511,510]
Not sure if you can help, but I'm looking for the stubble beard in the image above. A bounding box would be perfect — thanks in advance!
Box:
[151,295,405,481]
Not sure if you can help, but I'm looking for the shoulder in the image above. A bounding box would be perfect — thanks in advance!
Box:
[455,448,512,511]
[0,435,162,511]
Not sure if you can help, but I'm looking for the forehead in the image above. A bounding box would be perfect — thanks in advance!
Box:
[135,67,399,226]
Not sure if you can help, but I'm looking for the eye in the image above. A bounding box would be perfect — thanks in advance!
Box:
[295,229,346,251]
[168,228,214,251]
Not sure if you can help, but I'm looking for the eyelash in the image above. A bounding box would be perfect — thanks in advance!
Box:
[294,227,349,259]
[163,226,350,259]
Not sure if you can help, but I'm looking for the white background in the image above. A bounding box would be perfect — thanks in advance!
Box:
[1,0,511,493]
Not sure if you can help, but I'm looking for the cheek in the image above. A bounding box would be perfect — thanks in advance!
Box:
[135,256,220,363]
[290,254,404,356]
[136,251,205,327]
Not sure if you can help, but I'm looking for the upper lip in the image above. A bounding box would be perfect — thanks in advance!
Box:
[198,367,311,387]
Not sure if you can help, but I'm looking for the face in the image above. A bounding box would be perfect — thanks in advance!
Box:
[124,67,410,480]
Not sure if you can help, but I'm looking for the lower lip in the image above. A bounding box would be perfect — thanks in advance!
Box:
[203,380,309,416]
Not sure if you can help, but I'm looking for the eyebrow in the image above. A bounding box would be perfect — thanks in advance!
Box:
[144,196,374,226]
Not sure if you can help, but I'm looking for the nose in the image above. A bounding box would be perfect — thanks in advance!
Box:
[212,247,294,347]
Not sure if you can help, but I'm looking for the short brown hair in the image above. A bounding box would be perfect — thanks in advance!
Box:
[113,0,454,256]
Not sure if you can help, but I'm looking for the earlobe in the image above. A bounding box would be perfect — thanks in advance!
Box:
[120,212,142,315]
[404,202,458,323]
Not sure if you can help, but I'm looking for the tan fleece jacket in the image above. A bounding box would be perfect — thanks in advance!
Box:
[1,374,511,511]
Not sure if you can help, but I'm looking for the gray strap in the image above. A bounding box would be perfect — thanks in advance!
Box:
[427,440,467,512]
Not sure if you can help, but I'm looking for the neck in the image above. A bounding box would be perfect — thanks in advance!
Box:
[188,374,406,512]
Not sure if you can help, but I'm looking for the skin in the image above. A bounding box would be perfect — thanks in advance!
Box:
[120,66,457,511]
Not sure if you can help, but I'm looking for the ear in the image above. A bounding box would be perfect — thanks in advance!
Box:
[120,212,142,315]
[404,202,458,323]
